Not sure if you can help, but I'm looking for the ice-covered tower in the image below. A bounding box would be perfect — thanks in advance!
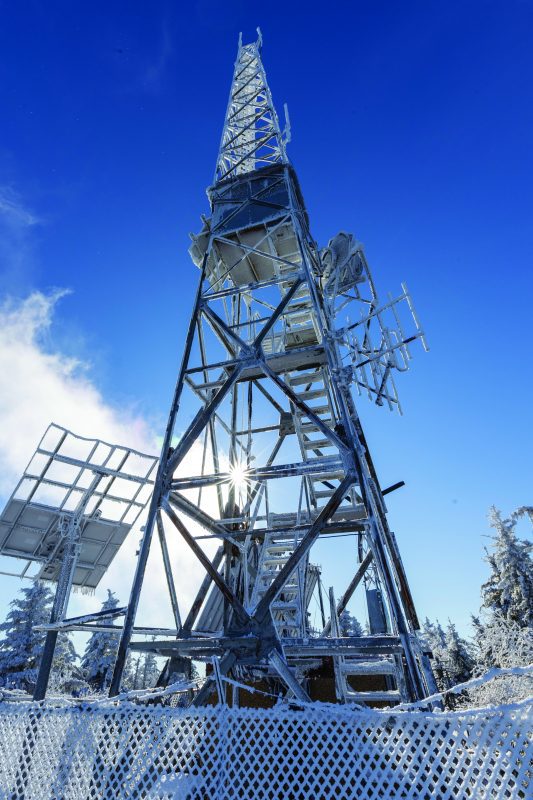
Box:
[110,32,436,705]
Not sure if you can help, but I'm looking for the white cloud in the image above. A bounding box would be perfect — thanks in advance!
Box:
[0,290,207,635]
[0,291,155,495]
[0,187,41,228]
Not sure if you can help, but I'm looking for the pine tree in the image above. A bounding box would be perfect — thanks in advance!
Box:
[444,622,475,685]
[81,590,120,692]
[141,651,159,689]
[420,617,446,655]
[420,617,449,690]
[472,611,533,671]
[131,655,143,690]
[0,580,78,693]
[0,581,52,691]
[481,507,532,627]
[339,610,363,637]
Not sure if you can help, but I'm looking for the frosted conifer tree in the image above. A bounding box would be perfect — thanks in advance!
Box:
[420,618,449,690]
[444,622,475,685]
[481,506,532,627]
[0,581,51,691]
[0,580,78,692]
[466,506,533,705]
[141,651,159,689]
[339,610,363,637]
[420,618,446,656]
[131,655,143,690]
[81,590,121,692]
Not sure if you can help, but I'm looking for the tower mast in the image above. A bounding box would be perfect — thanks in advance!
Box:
[110,32,435,704]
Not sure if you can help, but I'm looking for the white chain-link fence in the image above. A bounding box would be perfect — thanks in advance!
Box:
[0,687,531,800]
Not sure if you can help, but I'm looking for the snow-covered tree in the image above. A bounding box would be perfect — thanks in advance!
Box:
[129,649,159,690]
[463,505,533,705]
[420,617,446,655]
[467,611,533,705]
[0,581,51,691]
[141,648,159,689]
[481,506,532,628]
[472,612,533,673]
[339,610,363,637]
[130,655,143,690]
[0,580,78,693]
[444,622,475,685]
[420,617,455,691]
[81,590,121,692]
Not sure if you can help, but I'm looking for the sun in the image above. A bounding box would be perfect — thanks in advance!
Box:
[229,462,249,491]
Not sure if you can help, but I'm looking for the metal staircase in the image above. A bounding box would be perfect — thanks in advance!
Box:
[249,526,307,638]
[327,588,403,705]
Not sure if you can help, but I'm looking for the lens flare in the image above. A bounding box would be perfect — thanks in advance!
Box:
[229,462,248,490]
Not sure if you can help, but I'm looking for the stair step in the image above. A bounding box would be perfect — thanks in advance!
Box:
[296,388,328,401]
[288,371,323,386]
[284,290,310,302]
[264,545,298,555]
[313,489,338,499]
[263,556,291,567]
[271,602,299,612]
[340,660,397,676]
[303,439,334,450]
[346,690,400,704]
[257,572,299,584]
[300,421,334,433]
[303,404,330,415]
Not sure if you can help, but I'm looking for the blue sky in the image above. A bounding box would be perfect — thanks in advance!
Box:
[0,0,531,637]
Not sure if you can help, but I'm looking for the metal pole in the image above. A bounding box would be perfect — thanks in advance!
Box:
[33,515,79,700]
[34,473,101,701]
[109,261,207,697]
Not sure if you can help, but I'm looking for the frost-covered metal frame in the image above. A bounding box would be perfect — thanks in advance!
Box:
[103,33,436,706]
[215,29,290,182]
[0,423,156,588]
[0,423,158,699]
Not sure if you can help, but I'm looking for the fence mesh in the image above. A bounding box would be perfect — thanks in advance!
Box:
[0,694,530,799]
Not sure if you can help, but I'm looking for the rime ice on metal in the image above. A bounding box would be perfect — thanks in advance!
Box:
[102,31,436,707]
[215,31,289,182]
[0,424,157,698]
[0,32,433,705]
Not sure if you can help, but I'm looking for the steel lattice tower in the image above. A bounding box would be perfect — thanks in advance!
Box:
[109,32,437,705]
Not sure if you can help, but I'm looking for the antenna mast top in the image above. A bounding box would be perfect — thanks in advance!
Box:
[215,33,287,183]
